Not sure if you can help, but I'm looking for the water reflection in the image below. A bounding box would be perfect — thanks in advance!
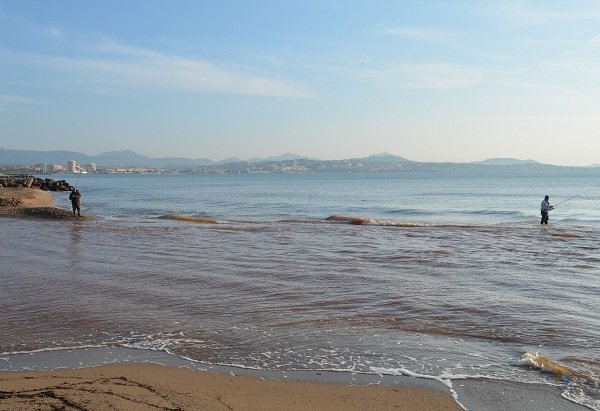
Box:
[67,222,82,266]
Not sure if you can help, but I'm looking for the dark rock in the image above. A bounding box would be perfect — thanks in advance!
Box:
[0,197,23,207]
[0,176,74,192]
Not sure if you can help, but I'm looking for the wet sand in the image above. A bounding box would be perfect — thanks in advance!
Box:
[0,187,91,219]
[0,363,463,411]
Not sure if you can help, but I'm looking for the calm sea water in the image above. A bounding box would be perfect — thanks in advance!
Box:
[2,172,599,410]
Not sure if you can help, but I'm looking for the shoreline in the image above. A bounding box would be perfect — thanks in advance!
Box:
[0,346,589,411]
[0,347,461,411]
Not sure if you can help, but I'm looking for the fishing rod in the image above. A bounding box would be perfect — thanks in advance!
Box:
[552,189,593,209]
[74,171,81,189]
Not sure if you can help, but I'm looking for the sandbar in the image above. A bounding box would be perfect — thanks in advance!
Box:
[0,187,91,220]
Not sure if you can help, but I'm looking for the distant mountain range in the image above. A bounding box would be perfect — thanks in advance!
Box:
[0,148,315,168]
[474,158,540,165]
[0,148,598,173]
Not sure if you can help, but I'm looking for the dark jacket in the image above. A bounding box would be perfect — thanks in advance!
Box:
[69,190,81,206]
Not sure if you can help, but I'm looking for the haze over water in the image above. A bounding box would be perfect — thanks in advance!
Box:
[2,172,599,410]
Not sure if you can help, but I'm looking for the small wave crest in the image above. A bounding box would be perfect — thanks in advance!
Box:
[325,215,376,225]
[324,215,423,227]
[519,352,578,381]
[549,231,581,239]
[158,214,218,224]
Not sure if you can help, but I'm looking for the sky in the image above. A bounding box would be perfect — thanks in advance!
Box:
[1,0,600,166]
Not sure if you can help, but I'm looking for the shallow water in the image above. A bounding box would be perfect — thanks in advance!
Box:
[1,172,599,409]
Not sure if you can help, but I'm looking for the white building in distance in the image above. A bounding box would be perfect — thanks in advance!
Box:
[66,160,77,173]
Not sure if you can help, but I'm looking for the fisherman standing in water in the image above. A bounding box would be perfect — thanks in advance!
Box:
[540,195,553,224]
[69,188,82,217]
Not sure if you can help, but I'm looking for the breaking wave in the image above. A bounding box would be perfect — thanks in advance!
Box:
[158,214,219,224]
[519,352,600,410]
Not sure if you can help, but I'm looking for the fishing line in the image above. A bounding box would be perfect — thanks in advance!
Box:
[72,169,82,190]
[552,189,593,208]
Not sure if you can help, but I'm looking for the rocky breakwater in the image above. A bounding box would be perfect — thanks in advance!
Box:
[0,176,74,191]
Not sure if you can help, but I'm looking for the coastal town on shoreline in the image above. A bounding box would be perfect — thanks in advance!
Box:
[0,158,323,175]
[0,153,421,175]
[3,154,600,177]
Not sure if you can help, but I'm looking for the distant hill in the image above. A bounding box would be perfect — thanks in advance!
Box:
[247,153,315,163]
[364,153,409,162]
[3,148,599,175]
[0,148,217,168]
[93,150,153,166]
[476,158,540,166]
[0,148,91,165]
[0,148,316,168]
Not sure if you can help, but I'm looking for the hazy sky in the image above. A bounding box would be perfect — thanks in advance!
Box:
[1,1,600,165]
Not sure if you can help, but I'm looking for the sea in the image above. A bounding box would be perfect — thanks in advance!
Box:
[1,171,599,410]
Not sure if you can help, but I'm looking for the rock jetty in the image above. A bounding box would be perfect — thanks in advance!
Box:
[0,176,74,191]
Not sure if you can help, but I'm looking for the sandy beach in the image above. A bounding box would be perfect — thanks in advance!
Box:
[0,363,461,411]
[0,187,90,219]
